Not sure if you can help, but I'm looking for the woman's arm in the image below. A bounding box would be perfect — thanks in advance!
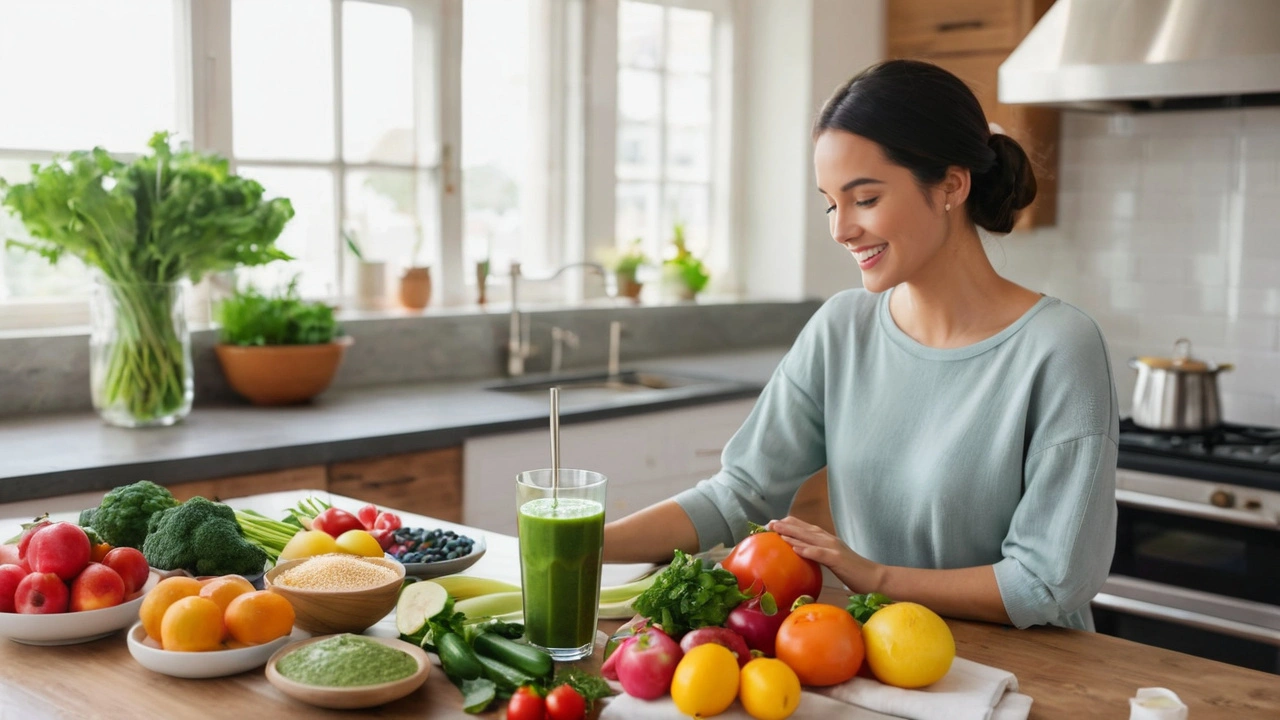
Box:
[772,516,1011,625]
[603,500,700,563]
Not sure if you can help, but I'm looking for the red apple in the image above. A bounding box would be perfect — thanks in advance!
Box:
[26,522,90,581]
[0,544,30,573]
[69,563,125,612]
[0,565,27,613]
[101,547,149,597]
[15,572,69,614]
[16,520,51,560]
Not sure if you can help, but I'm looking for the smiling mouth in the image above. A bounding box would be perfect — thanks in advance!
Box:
[851,244,887,262]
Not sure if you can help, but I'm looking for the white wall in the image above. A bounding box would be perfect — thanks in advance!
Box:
[993,107,1280,424]
[738,0,883,300]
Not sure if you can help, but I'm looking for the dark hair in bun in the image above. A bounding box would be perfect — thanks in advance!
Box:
[813,59,1037,234]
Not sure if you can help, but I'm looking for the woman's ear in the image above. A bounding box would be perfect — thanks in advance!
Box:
[941,166,971,211]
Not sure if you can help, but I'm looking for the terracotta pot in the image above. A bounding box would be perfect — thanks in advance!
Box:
[215,337,354,406]
[399,267,432,310]
[616,271,643,302]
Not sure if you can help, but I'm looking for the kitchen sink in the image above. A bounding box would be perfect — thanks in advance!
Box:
[486,370,717,405]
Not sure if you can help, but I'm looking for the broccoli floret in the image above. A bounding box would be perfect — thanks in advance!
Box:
[89,480,179,549]
[78,507,96,529]
[142,497,268,577]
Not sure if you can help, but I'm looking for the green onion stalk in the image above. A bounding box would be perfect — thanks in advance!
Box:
[91,279,191,425]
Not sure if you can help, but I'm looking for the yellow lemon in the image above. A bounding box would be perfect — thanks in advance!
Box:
[334,529,384,558]
[279,530,338,561]
[739,658,801,720]
[670,643,740,718]
[862,602,955,688]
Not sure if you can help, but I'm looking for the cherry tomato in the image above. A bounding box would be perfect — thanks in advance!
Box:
[357,503,379,530]
[721,529,823,611]
[311,507,365,538]
[545,684,586,720]
[374,511,402,531]
[507,686,545,720]
[774,602,864,686]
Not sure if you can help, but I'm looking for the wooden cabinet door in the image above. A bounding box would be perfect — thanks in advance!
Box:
[888,0,1022,57]
[167,465,327,503]
[329,448,463,523]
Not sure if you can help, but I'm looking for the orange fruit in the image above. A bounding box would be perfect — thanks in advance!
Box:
[862,602,955,688]
[160,596,226,652]
[224,590,295,646]
[775,602,865,686]
[139,576,203,641]
[198,576,255,613]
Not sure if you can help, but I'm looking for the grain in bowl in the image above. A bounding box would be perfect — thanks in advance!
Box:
[274,554,400,591]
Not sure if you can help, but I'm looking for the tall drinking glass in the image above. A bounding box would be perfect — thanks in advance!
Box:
[516,468,607,662]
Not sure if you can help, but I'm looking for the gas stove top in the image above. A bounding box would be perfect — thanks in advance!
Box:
[1118,418,1280,490]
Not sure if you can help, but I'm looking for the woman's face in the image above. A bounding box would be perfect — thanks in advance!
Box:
[813,130,951,293]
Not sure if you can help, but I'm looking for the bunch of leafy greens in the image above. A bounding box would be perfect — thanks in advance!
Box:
[846,592,895,623]
[0,132,294,422]
[632,550,753,636]
[215,279,339,346]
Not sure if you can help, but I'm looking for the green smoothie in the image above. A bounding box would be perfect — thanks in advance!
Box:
[518,497,605,654]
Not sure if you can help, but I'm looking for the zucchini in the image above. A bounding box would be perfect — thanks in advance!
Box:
[472,632,554,680]
[476,655,536,691]
[437,632,483,681]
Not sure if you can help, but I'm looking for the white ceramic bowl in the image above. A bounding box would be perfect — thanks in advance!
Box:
[127,622,309,679]
[0,570,160,646]
[389,534,487,580]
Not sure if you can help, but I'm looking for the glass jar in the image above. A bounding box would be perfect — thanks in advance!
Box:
[89,277,193,427]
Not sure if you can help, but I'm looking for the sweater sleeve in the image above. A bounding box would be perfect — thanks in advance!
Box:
[672,319,830,551]
[993,433,1118,628]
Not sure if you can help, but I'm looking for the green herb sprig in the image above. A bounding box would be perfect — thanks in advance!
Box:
[215,279,339,346]
[631,550,752,636]
[846,592,895,623]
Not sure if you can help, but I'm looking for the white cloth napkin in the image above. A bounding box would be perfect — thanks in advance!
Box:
[599,657,1031,720]
[816,657,1031,720]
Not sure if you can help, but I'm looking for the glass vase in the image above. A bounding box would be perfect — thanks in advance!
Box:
[89,277,194,428]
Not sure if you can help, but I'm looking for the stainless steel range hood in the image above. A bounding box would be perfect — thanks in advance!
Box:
[999,0,1280,111]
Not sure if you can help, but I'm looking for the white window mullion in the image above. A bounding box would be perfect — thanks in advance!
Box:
[189,0,233,156]
[582,0,619,282]
[330,0,348,296]
[436,0,465,305]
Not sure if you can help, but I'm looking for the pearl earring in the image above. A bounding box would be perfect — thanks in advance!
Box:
[944,202,951,212]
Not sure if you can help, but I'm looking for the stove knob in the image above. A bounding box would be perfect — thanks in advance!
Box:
[1209,490,1236,508]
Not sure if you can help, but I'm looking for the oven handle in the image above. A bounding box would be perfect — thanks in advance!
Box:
[1093,592,1280,646]
[1115,489,1280,529]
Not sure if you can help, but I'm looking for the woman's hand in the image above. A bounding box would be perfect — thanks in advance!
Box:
[769,516,885,593]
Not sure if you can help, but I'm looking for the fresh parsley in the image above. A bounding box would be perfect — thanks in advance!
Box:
[631,549,753,636]
[846,592,895,623]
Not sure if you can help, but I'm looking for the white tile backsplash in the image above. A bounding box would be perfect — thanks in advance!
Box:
[998,107,1280,424]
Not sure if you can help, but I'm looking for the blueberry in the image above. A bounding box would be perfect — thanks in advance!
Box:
[446,551,459,560]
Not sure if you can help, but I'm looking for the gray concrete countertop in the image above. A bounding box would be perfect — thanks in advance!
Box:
[0,347,786,503]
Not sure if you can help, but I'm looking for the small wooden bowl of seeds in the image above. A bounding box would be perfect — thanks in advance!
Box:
[265,554,406,635]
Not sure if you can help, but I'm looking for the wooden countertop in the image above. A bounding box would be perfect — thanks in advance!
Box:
[2,491,1278,719]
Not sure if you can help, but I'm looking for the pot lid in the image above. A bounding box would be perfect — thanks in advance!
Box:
[1134,338,1229,372]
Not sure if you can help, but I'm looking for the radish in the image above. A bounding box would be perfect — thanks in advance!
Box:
[615,627,683,699]
[601,634,637,680]
[726,592,788,657]
[679,626,751,668]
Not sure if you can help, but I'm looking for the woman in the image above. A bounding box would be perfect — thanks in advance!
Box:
[602,59,1118,631]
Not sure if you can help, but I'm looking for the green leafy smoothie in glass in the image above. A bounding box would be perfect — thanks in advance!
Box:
[518,496,605,658]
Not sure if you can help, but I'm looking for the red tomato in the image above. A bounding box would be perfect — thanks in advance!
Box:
[311,508,365,538]
[721,530,823,611]
[544,684,586,720]
[775,602,864,686]
[507,686,545,720]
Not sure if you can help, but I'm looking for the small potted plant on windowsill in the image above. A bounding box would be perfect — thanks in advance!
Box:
[663,223,710,302]
[604,238,649,302]
[344,229,388,311]
[213,280,352,406]
[398,224,431,311]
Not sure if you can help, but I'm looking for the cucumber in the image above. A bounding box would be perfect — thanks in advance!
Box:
[472,633,554,680]
[395,580,450,636]
[437,632,483,681]
[476,655,537,691]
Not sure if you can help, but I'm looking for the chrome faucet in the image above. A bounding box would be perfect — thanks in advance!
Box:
[508,261,606,376]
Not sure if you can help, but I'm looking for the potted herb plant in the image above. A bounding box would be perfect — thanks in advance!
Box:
[606,238,649,302]
[398,225,431,311]
[213,280,351,406]
[344,229,388,311]
[0,132,293,427]
[663,223,710,301]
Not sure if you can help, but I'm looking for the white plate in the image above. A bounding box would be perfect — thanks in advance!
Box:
[127,622,310,679]
[0,570,160,646]
[388,534,487,580]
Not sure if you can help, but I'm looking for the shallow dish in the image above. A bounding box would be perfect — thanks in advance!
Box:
[390,535,487,580]
[265,634,430,709]
[0,570,160,646]
[127,621,308,679]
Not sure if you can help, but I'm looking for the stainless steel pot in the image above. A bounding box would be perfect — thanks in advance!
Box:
[1129,338,1234,432]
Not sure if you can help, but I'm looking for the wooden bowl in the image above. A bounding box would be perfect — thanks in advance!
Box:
[214,336,353,406]
[265,634,429,709]
[264,555,405,635]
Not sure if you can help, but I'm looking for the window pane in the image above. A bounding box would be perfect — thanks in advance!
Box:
[232,0,335,161]
[463,0,532,273]
[616,182,660,260]
[343,2,415,164]
[662,184,710,261]
[666,8,713,73]
[0,1,176,153]
[345,169,422,266]
[617,122,660,181]
[666,74,711,127]
[619,69,661,123]
[665,127,710,182]
[619,1,663,69]
[0,159,91,299]
[236,166,337,298]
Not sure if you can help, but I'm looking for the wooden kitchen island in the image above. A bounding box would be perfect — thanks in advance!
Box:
[1,491,1277,719]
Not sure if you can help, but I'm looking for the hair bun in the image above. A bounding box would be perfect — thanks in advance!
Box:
[969,134,1037,233]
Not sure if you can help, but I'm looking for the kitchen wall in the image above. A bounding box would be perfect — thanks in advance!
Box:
[993,107,1280,424]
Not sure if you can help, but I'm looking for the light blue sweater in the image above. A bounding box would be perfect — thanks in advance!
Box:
[674,289,1119,630]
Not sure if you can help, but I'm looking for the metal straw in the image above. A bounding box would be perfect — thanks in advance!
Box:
[549,387,560,506]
